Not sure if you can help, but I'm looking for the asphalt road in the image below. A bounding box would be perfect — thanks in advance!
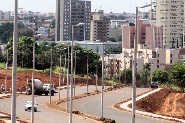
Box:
[59,86,174,123]
[0,85,102,123]
[0,86,174,123]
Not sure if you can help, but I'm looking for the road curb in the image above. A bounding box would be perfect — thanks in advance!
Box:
[0,111,28,123]
[44,103,101,123]
[45,86,124,123]
[114,88,185,123]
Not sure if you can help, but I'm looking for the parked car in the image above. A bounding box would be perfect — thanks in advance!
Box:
[151,81,158,88]
[25,101,38,112]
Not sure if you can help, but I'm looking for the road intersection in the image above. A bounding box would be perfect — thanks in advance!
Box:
[0,86,175,123]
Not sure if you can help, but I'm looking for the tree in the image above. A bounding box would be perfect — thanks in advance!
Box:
[140,63,150,87]
[18,28,34,38]
[107,47,122,54]
[0,22,26,44]
[113,68,140,85]
[170,62,185,92]
[117,35,122,42]
[152,70,169,84]
[51,20,55,29]
[6,36,40,68]
[108,38,117,42]
[129,23,135,26]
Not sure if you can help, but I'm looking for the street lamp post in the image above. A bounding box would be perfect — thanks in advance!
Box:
[132,6,138,123]
[86,52,89,94]
[104,55,106,90]
[118,60,121,85]
[74,50,77,97]
[31,36,36,123]
[112,55,114,88]
[11,0,18,122]
[31,34,41,123]
[5,50,8,93]
[95,55,98,92]
[49,46,53,104]
[59,48,66,100]
[124,51,127,86]
[59,52,61,100]
[63,55,66,86]
[66,45,70,111]
[101,42,105,118]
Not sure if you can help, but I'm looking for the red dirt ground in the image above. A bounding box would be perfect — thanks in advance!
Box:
[2,69,185,121]
[0,69,105,92]
[129,88,185,120]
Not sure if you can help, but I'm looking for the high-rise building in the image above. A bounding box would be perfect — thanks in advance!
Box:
[90,10,110,42]
[55,0,61,41]
[59,0,91,41]
[150,0,184,48]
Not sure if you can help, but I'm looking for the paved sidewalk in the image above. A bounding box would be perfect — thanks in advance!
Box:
[0,93,20,123]
[120,88,185,123]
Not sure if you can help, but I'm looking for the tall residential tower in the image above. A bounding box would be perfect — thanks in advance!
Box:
[150,0,184,48]
[59,0,91,41]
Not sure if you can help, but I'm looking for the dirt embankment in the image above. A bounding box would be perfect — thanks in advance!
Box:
[0,69,107,91]
[131,88,185,120]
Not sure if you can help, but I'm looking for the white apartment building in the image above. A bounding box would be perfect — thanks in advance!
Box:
[0,11,12,20]
[38,27,48,37]
[150,0,184,49]
[105,44,185,78]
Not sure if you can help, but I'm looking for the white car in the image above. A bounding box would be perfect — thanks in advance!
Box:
[25,101,38,112]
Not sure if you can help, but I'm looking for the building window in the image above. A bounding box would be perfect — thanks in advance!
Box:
[157,65,159,68]
[170,54,172,58]
[157,54,159,57]
[170,60,172,64]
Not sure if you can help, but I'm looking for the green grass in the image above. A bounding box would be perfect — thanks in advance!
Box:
[0,63,6,69]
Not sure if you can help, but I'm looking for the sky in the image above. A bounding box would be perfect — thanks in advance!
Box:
[0,0,150,13]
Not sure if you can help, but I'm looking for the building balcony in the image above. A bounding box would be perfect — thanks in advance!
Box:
[160,17,168,21]
[160,9,168,12]
[160,1,169,4]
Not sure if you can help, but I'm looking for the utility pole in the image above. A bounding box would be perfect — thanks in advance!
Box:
[5,50,8,93]
[132,6,138,123]
[11,0,18,122]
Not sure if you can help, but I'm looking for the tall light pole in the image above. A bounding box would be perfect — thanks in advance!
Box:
[86,52,89,94]
[101,42,104,118]
[63,55,66,86]
[59,48,66,100]
[95,54,98,92]
[31,36,35,123]
[69,25,74,123]
[66,45,70,111]
[11,0,18,122]
[74,50,76,97]
[104,54,106,90]
[59,51,61,100]
[49,46,53,104]
[132,6,138,123]
[5,50,8,93]
[31,34,41,123]
[118,60,121,85]
[124,51,127,86]
[112,55,114,88]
